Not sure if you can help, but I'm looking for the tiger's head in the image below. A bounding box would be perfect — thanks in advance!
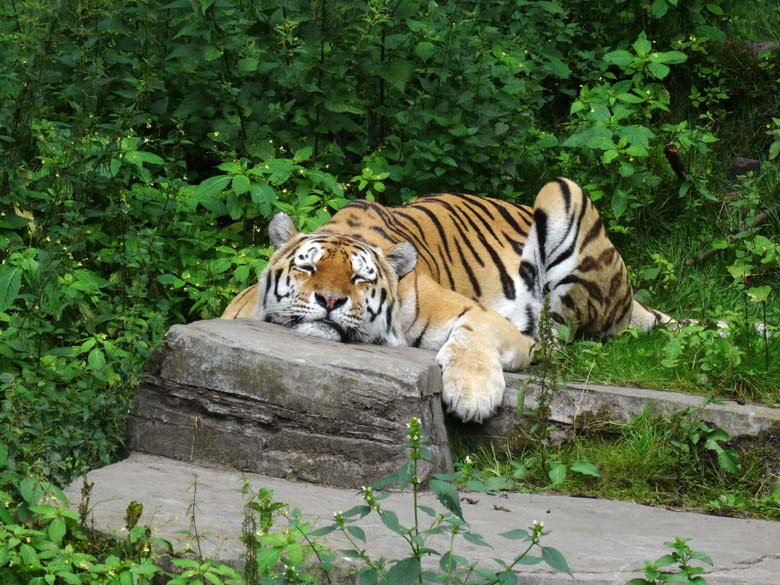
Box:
[257,212,417,345]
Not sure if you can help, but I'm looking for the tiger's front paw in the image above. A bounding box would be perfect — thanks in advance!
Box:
[436,335,506,423]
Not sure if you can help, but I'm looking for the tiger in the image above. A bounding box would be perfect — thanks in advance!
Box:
[222,178,674,423]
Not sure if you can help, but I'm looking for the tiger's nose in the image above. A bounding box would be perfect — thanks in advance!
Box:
[314,292,348,311]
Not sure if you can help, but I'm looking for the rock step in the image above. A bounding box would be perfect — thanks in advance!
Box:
[129,319,780,488]
[66,453,780,585]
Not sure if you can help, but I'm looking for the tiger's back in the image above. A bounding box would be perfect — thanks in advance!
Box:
[322,179,636,340]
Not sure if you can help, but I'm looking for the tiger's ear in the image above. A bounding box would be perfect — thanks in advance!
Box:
[385,241,417,279]
[268,212,298,248]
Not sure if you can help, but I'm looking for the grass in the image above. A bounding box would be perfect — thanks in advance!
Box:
[551,189,780,406]
[457,407,780,521]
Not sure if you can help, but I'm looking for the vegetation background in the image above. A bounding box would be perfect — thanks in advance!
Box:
[1,0,779,512]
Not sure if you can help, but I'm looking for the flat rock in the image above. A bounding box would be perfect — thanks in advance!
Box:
[128,319,451,488]
[66,454,780,585]
[473,374,780,441]
[130,319,780,486]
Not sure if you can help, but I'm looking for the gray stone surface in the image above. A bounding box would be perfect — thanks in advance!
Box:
[131,319,779,486]
[128,319,452,488]
[472,374,780,441]
[66,454,780,585]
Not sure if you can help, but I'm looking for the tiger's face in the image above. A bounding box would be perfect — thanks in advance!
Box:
[258,213,417,345]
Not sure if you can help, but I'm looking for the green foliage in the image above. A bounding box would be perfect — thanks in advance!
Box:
[627,537,713,585]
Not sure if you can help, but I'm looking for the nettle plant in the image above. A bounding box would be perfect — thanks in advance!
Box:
[241,418,573,585]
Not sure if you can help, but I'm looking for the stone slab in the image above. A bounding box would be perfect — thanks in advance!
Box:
[128,319,451,488]
[471,374,780,441]
[66,454,780,585]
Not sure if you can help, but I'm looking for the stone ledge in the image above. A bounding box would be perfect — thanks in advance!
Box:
[129,319,780,485]
[65,453,780,585]
[128,319,451,488]
[477,374,780,440]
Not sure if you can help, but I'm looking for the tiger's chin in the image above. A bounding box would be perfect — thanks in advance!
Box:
[291,320,350,342]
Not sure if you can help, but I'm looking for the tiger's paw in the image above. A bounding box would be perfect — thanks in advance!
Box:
[436,335,506,423]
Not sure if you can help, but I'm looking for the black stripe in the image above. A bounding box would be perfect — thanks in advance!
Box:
[580,218,604,250]
[438,243,456,289]
[558,273,603,304]
[392,211,440,277]
[504,232,525,255]
[366,288,387,322]
[424,199,486,267]
[451,193,496,220]
[407,204,454,263]
[262,270,273,305]
[454,197,503,245]
[412,320,429,348]
[449,204,515,299]
[370,224,399,243]
[484,198,530,237]
[453,238,482,297]
[519,261,537,294]
[522,303,537,337]
[272,268,286,301]
[534,209,549,265]
[553,178,571,215]
[230,287,255,318]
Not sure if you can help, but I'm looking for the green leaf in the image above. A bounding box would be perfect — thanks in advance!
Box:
[429,478,463,520]
[603,49,633,69]
[498,570,518,585]
[769,141,780,160]
[651,0,669,18]
[570,461,600,477]
[547,462,567,485]
[48,517,67,544]
[88,348,106,372]
[293,146,313,163]
[196,175,232,199]
[500,528,530,540]
[648,61,670,80]
[712,239,729,250]
[463,531,493,548]
[346,525,366,542]
[0,265,21,313]
[379,509,404,535]
[654,50,687,64]
[717,449,741,474]
[20,543,39,566]
[541,546,573,576]
[256,547,281,575]
[485,476,514,491]
[602,149,619,164]
[238,57,259,72]
[746,286,771,303]
[625,144,648,157]
[204,45,223,61]
[232,174,250,196]
[387,557,421,585]
[324,101,365,115]
[415,41,436,61]
[632,32,652,57]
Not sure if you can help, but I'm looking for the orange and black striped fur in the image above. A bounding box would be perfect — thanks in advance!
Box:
[223,178,673,422]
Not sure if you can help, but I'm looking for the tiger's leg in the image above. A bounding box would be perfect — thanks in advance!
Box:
[400,273,535,422]
[515,178,642,338]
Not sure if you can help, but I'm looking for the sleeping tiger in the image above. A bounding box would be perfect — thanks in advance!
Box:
[222,178,673,422]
